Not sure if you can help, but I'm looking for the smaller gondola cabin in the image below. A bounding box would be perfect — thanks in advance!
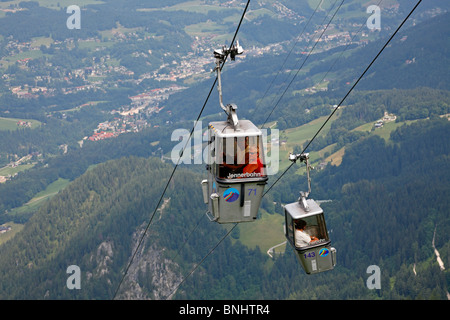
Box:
[284,199,336,274]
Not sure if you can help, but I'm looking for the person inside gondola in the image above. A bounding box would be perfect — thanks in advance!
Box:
[294,219,319,247]
[243,145,264,176]
[219,137,246,179]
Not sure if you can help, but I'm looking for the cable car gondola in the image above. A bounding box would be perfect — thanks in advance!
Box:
[201,43,268,224]
[283,153,336,274]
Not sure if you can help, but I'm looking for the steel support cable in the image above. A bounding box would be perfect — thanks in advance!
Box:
[112,0,251,300]
[163,2,344,298]
[269,0,385,148]
[252,0,323,117]
[170,210,205,263]
[302,0,422,154]
[261,0,341,125]
[265,0,423,197]
[259,0,339,123]
[261,0,345,129]
[166,223,238,300]
[165,0,423,300]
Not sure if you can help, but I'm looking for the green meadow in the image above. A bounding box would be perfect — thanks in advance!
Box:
[0,117,42,131]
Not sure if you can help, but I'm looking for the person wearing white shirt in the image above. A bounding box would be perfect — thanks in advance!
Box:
[294,219,318,247]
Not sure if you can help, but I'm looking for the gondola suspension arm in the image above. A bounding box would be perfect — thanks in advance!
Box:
[213,42,243,128]
[289,152,313,211]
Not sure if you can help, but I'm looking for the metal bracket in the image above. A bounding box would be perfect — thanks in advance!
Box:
[213,42,243,128]
[289,152,313,211]
[288,152,309,163]
[205,210,218,222]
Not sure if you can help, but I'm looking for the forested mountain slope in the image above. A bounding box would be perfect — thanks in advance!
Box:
[270,117,450,300]
[0,157,215,299]
[312,11,450,91]
[0,117,448,300]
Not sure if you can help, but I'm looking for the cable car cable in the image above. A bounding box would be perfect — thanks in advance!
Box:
[302,0,422,154]
[263,162,296,197]
[261,0,345,129]
[251,0,323,117]
[266,0,384,148]
[162,0,422,298]
[112,0,251,300]
[166,223,238,300]
[264,0,422,197]
[260,0,342,128]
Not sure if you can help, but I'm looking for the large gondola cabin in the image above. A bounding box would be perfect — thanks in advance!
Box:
[201,120,268,223]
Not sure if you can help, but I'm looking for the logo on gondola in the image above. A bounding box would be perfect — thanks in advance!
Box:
[223,188,239,202]
[319,248,329,257]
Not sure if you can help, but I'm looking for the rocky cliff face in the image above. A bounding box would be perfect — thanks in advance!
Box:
[0,157,202,299]
[113,216,183,300]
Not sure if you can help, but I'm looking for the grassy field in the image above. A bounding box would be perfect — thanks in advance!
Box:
[232,210,286,254]
[1,50,49,67]
[138,0,237,14]
[353,119,418,143]
[0,0,104,9]
[0,117,42,131]
[277,112,417,172]
[276,109,342,171]
[29,36,54,48]
[55,100,107,113]
[136,0,272,40]
[185,20,228,38]
[8,178,70,216]
[0,221,24,245]
[0,163,34,177]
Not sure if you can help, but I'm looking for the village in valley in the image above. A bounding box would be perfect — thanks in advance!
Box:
[0,0,410,185]
[84,85,186,142]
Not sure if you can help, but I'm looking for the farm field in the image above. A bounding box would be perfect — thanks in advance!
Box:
[7,178,70,217]
[0,117,41,131]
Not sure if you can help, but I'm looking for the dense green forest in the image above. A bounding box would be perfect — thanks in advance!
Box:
[0,123,177,222]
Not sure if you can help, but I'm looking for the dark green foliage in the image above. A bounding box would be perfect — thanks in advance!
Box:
[2,114,445,300]
[0,156,194,299]
[0,105,448,301]
[0,123,175,219]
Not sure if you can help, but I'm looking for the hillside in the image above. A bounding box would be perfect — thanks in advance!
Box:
[0,157,215,299]
[0,116,448,300]
[156,9,450,128]
[254,116,450,300]
[327,11,450,91]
